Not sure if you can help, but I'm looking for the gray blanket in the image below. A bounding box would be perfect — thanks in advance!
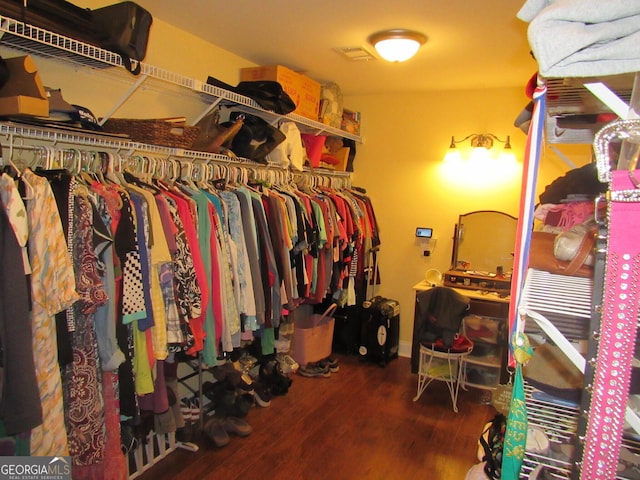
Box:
[517,0,640,78]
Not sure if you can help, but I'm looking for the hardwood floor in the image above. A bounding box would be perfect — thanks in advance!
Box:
[135,354,496,480]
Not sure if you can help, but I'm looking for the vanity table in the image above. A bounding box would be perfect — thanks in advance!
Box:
[411,210,516,389]
[411,281,510,389]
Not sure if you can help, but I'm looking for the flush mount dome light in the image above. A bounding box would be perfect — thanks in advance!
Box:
[368,29,427,62]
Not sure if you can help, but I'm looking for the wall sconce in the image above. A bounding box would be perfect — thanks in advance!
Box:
[368,29,427,62]
[443,134,516,163]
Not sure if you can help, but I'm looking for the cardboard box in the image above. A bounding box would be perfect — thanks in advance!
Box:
[0,55,48,117]
[240,65,320,120]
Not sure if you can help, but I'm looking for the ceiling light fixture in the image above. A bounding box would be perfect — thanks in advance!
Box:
[444,134,515,163]
[368,29,427,62]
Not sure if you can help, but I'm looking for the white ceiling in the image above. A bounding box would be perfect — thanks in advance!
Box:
[132,0,536,96]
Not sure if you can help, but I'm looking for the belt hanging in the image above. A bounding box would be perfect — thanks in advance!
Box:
[580,119,640,479]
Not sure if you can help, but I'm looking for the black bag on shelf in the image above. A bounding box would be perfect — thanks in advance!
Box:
[0,0,152,75]
[227,112,285,164]
[91,1,153,75]
[206,76,296,115]
[0,0,95,43]
[234,81,296,115]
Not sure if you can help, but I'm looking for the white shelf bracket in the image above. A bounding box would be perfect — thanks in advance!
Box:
[583,81,630,119]
[192,98,223,126]
[98,74,150,126]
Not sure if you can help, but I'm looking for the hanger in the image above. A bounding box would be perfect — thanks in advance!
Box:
[153,157,167,180]
[0,140,35,201]
[106,152,128,186]
[177,159,199,192]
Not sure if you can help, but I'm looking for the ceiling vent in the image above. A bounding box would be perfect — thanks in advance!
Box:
[334,46,377,62]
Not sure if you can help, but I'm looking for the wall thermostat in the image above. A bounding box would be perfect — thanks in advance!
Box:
[415,227,433,238]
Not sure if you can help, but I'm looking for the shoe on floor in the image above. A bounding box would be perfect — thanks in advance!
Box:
[190,397,201,423]
[180,398,193,424]
[276,353,299,374]
[298,362,331,378]
[259,359,293,395]
[319,356,340,373]
[203,418,230,447]
[253,381,272,407]
[234,392,254,418]
[220,416,252,437]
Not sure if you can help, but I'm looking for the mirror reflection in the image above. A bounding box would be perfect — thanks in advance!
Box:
[451,210,517,275]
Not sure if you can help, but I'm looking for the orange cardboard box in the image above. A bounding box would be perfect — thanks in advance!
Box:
[240,65,320,120]
[0,55,49,117]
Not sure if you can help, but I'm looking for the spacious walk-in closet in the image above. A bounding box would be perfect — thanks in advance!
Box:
[0,1,639,479]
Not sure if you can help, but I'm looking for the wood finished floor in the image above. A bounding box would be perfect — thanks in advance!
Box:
[135,354,496,480]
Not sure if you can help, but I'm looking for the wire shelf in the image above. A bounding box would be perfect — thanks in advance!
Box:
[0,15,121,69]
[0,14,362,143]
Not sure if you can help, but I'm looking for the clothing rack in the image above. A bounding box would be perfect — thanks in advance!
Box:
[0,119,374,479]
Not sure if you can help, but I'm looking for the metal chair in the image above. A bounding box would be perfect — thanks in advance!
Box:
[413,336,473,413]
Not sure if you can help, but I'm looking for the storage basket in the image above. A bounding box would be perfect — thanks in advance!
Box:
[292,304,336,365]
[101,118,200,149]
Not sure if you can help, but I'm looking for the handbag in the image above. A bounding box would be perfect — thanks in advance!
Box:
[91,1,153,75]
[228,112,286,164]
[478,413,506,480]
[234,81,296,115]
[206,76,296,115]
[192,109,244,154]
[528,221,596,278]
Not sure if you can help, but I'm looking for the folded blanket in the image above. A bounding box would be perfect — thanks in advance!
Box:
[517,0,640,78]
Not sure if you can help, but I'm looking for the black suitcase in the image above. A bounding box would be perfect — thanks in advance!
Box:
[332,304,364,355]
[359,296,400,367]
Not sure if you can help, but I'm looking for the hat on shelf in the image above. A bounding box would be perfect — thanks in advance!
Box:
[44,87,103,131]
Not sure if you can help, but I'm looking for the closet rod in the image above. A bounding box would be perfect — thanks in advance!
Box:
[0,134,353,191]
[0,122,353,180]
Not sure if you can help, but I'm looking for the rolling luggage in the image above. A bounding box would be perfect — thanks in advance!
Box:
[332,304,364,355]
[355,244,399,366]
[359,296,400,367]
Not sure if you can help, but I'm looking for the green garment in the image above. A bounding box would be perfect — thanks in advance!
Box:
[501,332,533,480]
